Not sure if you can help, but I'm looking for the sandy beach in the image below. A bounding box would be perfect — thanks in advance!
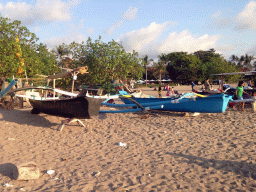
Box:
[1,85,256,191]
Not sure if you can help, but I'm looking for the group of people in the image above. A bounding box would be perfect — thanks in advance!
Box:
[205,78,253,111]
[157,84,175,98]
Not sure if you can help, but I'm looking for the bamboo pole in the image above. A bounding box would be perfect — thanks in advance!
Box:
[71,71,75,93]
[45,79,50,98]
[53,73,55,97]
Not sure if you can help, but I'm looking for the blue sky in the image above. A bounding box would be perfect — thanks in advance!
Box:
[0,0,256,60]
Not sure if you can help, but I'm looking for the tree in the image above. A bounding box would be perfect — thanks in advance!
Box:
[152,61,167,86]
[165,49,240,83]
[166,52,201,81]
[0,16,58,78]
[229,54,255,71]
[55,37,143,92]
[194,49,219,63]
[142,55,149,87]
[244,54,254,71]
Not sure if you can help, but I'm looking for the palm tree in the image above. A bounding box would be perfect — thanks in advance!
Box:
[56,44,70,68]
[158,53,169,65]
[143,55,149,87]
[253,61,256,70]
[153,61,167,86]
[230,54,238,62]
[157,53,169,86]
[244,54,254,71]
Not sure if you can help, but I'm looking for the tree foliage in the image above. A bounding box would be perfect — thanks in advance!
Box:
[230,54,255,71]
[166,52,202,81]
[0,16,59,78]
[53,37,144,90]
[165,49,240,82]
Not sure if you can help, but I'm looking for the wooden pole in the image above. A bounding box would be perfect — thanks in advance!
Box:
[53,73,55,97]
[71,71,80,93]
[45,79,50,98]
[221,76,224,92]
[25,71,28,84]
[71,71,75,93]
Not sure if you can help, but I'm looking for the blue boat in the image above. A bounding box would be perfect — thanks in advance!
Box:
[121,94,232,113]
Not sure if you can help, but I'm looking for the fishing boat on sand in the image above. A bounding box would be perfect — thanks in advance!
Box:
[10,86,104,119]
[29,95,104,119]
[120,93,232,113]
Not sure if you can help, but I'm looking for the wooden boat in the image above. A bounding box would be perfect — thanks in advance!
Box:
[121,94,232,113]
[29,96,104,119]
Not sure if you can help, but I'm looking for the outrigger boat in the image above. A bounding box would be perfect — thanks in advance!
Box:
[120,93,233,113]
[9,86,104,118]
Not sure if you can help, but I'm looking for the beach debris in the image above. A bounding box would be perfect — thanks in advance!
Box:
[8,138,15,140]
[137,113,150,119]
[51,178,59,181]
[47,170,55,175]
[2,183,13,187]
[20,188,26,191]
[118,142,127,147]
[175,132,181,135]
[13,162,40,180]
[61,158,68,161]
[91,171,101,176]
[115,187,130,191]
[183,112,200,117]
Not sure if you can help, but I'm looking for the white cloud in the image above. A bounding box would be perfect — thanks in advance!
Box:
[106,20,123,35]
[236,1,256,30]
[86,27,95,34]
[245,44,256,55]
[122,6,138,21]
[117,22,173,52]
[0,4,4,12]
[159,31,219,53]
[215,44,236,52]
[211,11,222,19]
[44,31,87,49]
[0,0,79,25]
[212,1,256,30]
[117,22,218,58]
[106,6,138,35]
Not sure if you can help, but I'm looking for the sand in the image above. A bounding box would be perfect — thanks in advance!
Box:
[0,85,256,191]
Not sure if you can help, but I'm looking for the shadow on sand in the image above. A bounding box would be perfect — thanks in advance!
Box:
[0,107,59,129]
[168,152,256,180]
[0,163,16,179]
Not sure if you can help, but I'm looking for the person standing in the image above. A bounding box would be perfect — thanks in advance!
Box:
[248,80,252,87]
[235,81,250,111]
[191,81,195,91]
[130,78,134,89]
[166,83,170,96]
[204,78,211,92]
[158,86,162,98]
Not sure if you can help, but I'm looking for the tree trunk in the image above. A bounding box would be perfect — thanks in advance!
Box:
[160,70,162,86]
[146,66,148,87]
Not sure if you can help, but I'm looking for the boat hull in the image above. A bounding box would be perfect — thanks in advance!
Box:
[29,96,104,119]
[121,94,232,113]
